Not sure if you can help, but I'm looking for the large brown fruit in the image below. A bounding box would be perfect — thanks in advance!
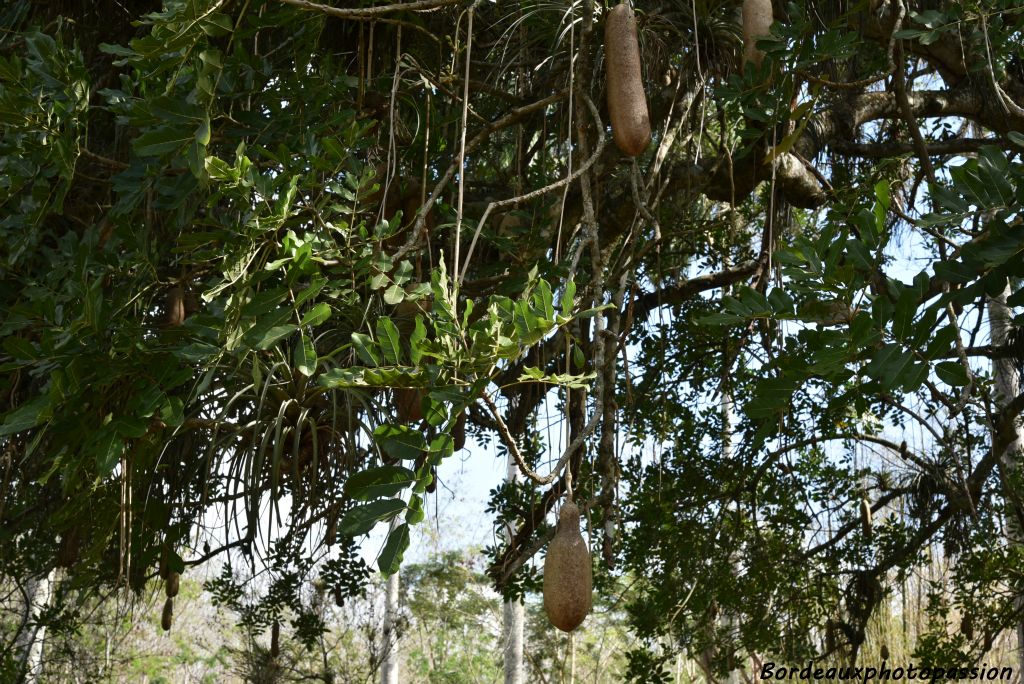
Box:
[166,571,180,598]
[604,4,651,157]
[394,388,424,423]
[56,528,80,568]
[543,500,592,632]
[165,286,186,326]
[159,543,170,580]
[742,0,773,70]
[161,597,174,631]
[453,412,466,451]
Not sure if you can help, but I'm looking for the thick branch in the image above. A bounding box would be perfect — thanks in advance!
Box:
[631,258,763,319]
[277,0,461,19]
[831,137,995,158]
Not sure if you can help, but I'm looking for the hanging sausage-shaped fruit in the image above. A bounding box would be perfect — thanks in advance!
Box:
[605,3,651,157]
[543,499,593,632]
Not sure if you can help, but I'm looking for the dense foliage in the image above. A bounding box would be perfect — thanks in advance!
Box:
[2,0,1024,679]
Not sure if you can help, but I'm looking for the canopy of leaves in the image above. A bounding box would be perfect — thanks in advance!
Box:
[2,0,1024,678]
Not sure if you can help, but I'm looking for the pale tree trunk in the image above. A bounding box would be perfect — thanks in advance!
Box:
[14,568,57,683]
[988,288,1024,673]
[380,553,400,684]
[502,453,525,684]
[722,294,742,684]
[722,384,742,684]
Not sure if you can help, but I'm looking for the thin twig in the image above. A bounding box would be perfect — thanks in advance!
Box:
[456,94,606,284]
[482,392,600,486]
[393,91,568,261]
[79,147,129,169]
[452,3,474,305]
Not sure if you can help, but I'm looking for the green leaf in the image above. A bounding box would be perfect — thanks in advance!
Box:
[561,279,576,317]
[3,336,38,360]
[294,332,317,376]
[133,126,192,156]
[175,342,220,362]
[160,396,185,427]
[318,368,367,388]
[746,376,800,418]
[513,299,538,340]
[200,12,234,37]
[924,325,959,360]
[111,416,148,438]
[205,155,234,180]
[891,290,917,341]
[935,361,970,387]
[383,283,405,305]
[195,114,211,145]
[351,332,381,366]
[767,287,794,314]
[252,324,297,350]
[519,367,545,381]
[345,465,417,500]
[573,345,586,370]
[300,302,331,327]
[94,428,125,477]
[0,395,51,436]
[430,256,455,321]
[378,522,410,576]
[295,277,328,308]
[405,493,425,525]
[377,317,402,365]
[374,424,427,461]
[338,499,406,537]
[535,279,555,321]
[864,344,918,391]
[874,180,891,211]
[409,316,426,366]
[425,436,453,467]
[696,312,746,325]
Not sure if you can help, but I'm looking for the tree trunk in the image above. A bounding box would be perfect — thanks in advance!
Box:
[15,568,57,683]
[502,453,525,684]
[723,384,742,684]
[380,523,401,684]
[722,261,741,684]
[988,288,1024,673]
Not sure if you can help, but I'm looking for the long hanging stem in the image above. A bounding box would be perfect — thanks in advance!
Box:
[452,5,474,308]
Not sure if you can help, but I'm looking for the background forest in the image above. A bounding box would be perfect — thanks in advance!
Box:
[2,0,1024,682]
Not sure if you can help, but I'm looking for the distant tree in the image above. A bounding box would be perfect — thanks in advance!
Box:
[401,550,501,683]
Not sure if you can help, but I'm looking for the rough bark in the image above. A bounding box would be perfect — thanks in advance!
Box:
[988,287,1024,674]
[501,454,525,684]
[380,522,401,684]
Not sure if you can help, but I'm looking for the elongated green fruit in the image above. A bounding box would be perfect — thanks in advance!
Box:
[605,3,650,157]
[742,0,773,70]
[543,500,592,632]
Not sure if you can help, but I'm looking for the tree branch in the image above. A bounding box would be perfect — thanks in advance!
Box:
[830,137,995,158]
[277,0,462,19]
[630,259,763,319]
